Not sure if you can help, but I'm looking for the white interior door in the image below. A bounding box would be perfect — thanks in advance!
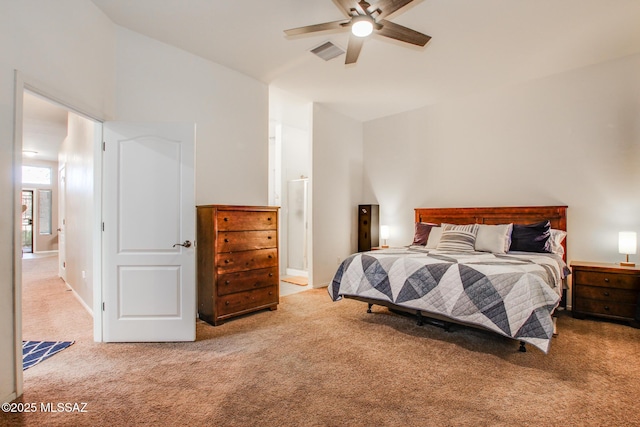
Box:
[58,165,66,281]
[102,122,195,342]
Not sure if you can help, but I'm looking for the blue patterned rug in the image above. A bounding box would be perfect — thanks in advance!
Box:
[23,341,74,370]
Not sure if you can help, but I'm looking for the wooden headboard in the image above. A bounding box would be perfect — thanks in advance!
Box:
[415,206,568,259]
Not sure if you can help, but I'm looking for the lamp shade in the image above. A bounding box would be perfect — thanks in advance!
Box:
[618,231,637,255]
[380,225,390,240]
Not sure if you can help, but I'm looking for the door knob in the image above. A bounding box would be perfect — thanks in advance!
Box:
[173,240,192,248]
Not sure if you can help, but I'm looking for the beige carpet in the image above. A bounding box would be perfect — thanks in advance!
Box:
[5,256,640,426]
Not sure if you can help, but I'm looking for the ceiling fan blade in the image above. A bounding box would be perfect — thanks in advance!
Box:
[345,35,365,64]
[333,0,365,16]
[284,20,350,36]
[376,19,431,46]
[367,0,413,20]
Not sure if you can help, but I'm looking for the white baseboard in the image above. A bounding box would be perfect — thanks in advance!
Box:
[2,392,17,404]
[285,268,308,277]
[64,281,94,317]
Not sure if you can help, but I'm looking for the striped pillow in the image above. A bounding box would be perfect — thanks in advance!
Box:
[436,223,479,252]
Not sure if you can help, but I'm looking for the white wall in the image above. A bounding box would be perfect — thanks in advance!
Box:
[114,27,269,206]
[0,0,116,403]
[58,112,97,309]
[312,104,364,287]
[363,53,640,267]
[1,1,270,404]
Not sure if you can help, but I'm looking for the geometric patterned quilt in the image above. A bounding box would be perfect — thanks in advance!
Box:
[328,247,568,353]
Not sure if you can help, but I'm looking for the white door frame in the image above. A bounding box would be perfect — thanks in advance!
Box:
[58,165,67,281]
[12,71,105,396]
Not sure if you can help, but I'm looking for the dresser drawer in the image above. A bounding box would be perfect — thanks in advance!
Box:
[216,248,277,274]
[574,270,640,290]
[573,298,637,319]
[216,286,278,317]
[574,284,639,304]
[216,210,277,231]
[217,267,278,296]
[217,230,277,252]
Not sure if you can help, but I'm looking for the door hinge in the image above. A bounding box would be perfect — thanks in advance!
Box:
[102,302,105,311]
[102,222,105,232]
[102,141,106,151]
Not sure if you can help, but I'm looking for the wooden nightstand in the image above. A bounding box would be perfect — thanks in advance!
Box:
[570,261,640,327]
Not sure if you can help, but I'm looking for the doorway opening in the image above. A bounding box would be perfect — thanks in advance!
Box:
[19,86,102,349]
[269,87,313,295]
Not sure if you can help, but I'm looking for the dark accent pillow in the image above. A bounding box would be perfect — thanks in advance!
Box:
[412,222,437,246]
[510,220,551,253]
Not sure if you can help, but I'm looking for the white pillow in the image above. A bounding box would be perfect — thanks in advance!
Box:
[475,224,513,254]
[436,224,479,252]
[549,229,567,255]
[425,227,442,249]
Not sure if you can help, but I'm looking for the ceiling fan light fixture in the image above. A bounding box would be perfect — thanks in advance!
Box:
[351,16,374,37]
[283,0,430,65]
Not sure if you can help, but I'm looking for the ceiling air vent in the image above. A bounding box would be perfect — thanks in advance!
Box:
[310,41,345,61]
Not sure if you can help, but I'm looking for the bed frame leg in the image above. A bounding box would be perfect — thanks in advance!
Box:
[416,311,424,326]
[367,303,373,314]
[519,341,527,352]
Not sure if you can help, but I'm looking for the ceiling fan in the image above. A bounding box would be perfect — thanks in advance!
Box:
[284,0,431,64]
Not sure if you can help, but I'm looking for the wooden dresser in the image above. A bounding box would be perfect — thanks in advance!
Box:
[197,205,279,326]
[570,261,640,327]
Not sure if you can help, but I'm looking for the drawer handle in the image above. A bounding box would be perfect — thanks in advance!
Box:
[269,273,273,277]
[603,291,610,297]
[269,291,273,295]
[224,238,229,243]
[224,217,228,222]
[268,255,272,259]
[268,236,272,239]
[225,280,230,285]
[225,301,230,305]
[604,278,610,283]
[604,306,610,311]
[267,217,272,221]
[224,260,230,264]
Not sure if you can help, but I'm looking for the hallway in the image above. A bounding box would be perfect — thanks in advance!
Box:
[21,254,92,344]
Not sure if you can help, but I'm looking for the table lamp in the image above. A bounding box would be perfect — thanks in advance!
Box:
[380,225,389,248]
[618,231,636,267]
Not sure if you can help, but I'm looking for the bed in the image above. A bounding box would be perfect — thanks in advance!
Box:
[328,206,569,353]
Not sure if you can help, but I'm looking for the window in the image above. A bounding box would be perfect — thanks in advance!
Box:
[22,165,51,185]
[38,189,52,235]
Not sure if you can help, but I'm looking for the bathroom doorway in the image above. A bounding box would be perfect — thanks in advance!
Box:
[269,87,313,293]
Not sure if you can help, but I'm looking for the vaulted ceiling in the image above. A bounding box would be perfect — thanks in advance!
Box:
[90,0,640,122]
[21,0,640,162]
